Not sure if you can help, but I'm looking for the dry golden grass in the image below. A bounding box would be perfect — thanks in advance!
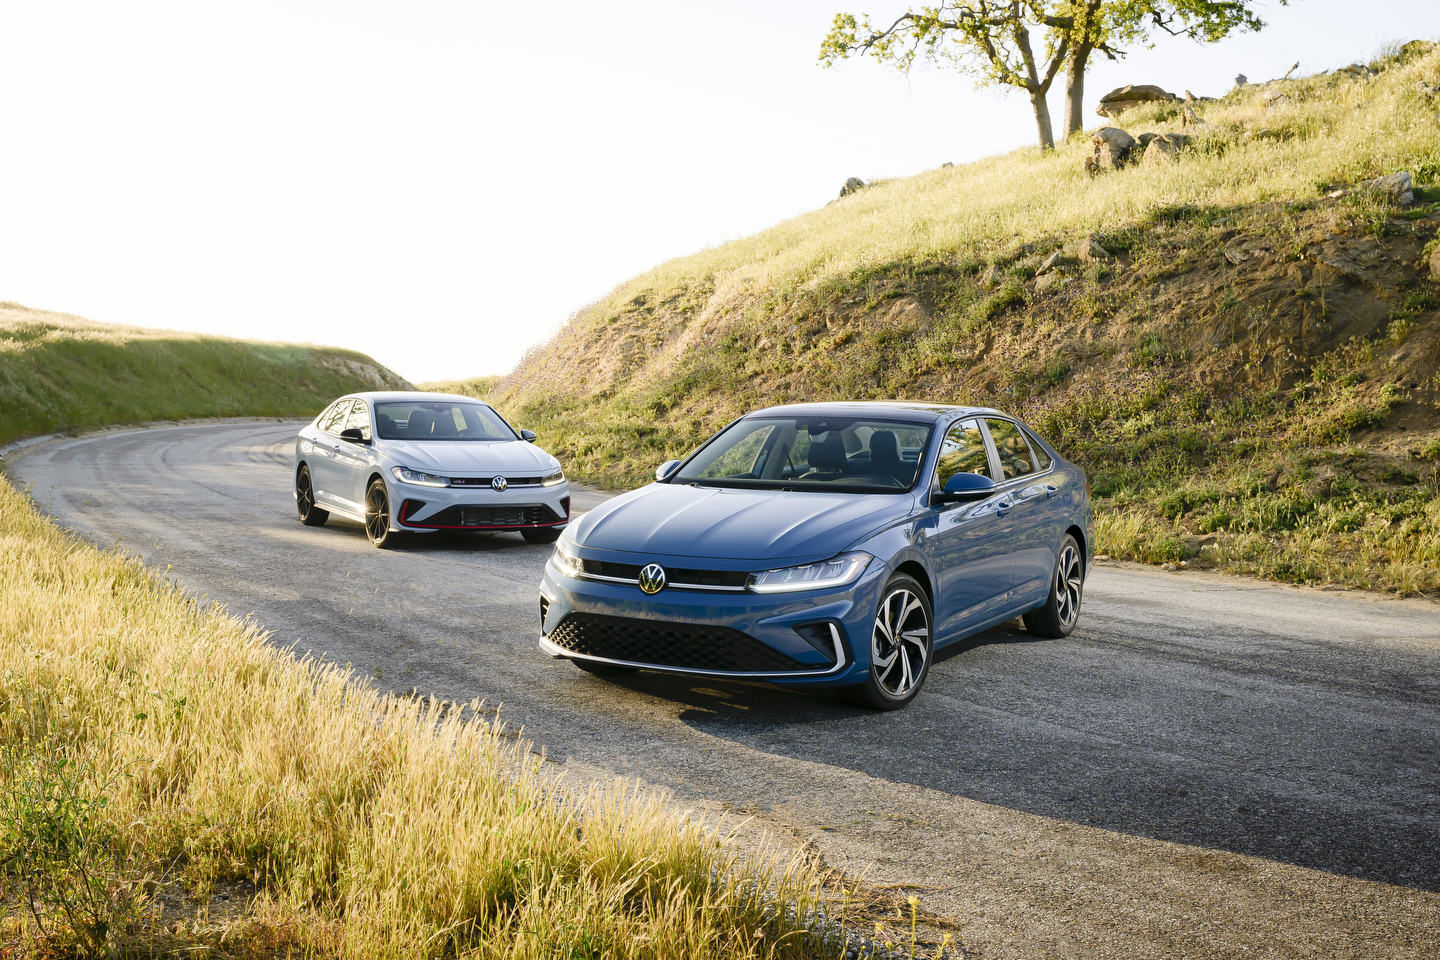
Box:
[0,478,836,957]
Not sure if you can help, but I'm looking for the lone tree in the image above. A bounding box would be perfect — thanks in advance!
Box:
[819,1,1283,150]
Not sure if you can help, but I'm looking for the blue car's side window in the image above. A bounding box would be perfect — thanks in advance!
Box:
[986,419,1038,481]
[934,420,991,490]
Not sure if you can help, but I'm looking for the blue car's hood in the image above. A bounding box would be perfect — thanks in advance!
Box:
[573,482,910,563]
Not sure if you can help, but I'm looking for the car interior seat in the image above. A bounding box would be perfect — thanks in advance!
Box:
[407,409,436,438]
[804,434,848,476]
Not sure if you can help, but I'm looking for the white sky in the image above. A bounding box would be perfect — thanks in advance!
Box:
[3,1,1437,383]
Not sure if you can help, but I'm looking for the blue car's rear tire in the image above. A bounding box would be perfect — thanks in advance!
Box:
[847,573,933,711]
[1023,534,1083,638]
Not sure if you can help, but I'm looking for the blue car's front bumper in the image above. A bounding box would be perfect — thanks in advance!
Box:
[538,552,887,686]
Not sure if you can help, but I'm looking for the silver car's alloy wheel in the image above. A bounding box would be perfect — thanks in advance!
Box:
[364,482,390,546]
[295,465,328,526]
[1056,541,1082,628]
[871,586,930,699]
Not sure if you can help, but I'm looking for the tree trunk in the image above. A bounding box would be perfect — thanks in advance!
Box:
[1029,88,1056,150]
[1063,42,1093,139]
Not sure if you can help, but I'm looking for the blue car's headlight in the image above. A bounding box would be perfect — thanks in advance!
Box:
[746,553,870,593]
[392,466,449,487]
[550,539,583,579]
[542,469,565,486]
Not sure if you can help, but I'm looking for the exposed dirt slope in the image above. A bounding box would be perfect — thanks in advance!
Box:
[492,42,1440,594]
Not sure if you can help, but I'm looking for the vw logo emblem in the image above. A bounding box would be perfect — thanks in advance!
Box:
[638,563,667,595]
[490,475,508,492]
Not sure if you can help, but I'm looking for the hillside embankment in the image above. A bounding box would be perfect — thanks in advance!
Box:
[491,41,1440,595]
[0,302,415,447]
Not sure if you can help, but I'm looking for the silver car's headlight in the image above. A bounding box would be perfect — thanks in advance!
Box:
[550,539,583,579]
[746,553,870,594]
[542,469,565,486]
[391,466,449,487]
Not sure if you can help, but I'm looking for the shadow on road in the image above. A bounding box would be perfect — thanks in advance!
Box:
[581,624,1440,893]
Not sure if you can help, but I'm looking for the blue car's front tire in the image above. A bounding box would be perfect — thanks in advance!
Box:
[847,572,933,710]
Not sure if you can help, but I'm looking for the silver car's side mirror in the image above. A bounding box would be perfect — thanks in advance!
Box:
[655,459,682,482]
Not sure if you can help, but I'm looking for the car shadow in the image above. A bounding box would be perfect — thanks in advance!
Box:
[588,622,1440,893]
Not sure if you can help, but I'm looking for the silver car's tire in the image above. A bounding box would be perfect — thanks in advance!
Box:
[847,573,933,711]
[364,479,399,549]
[296,465,329,526]
[1023,534,1084,638]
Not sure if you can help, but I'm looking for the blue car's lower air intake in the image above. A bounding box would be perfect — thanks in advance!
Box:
[549,612,812,672]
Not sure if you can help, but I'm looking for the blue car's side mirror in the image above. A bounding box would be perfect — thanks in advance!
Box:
[519,429,538,442]
[655,459,682,482]
[934,471,996,504]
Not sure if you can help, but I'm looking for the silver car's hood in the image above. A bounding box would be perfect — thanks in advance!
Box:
[378,439,558,475]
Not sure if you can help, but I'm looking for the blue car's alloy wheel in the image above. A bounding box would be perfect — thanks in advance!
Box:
[851,573,933,710]
[1023,533,1084,638]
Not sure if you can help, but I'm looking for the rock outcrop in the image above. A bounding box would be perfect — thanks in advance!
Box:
[1142,133,1192,166]
[1361,171,1415,207]
[1085,127,1137,174]
[1096,84,1177,118]
[838,177,866,199]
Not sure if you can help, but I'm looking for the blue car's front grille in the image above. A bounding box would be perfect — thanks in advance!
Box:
[548,612,814,673]
[581,560,749,590]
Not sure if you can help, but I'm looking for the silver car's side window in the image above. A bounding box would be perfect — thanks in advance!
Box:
[934,419,991,489]
[318,400,353,434]
[344,400,372,441]
[986,419,1037,480]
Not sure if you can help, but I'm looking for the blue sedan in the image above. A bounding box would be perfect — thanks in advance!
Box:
[538,401,1092,708]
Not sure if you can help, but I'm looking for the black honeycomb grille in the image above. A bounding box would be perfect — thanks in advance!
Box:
[414,504,563,528]
[548,613,811,673]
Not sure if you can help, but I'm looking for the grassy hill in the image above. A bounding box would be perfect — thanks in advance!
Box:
[0,311,836,957]
[0,302,412,448]
[493,41,1440,595]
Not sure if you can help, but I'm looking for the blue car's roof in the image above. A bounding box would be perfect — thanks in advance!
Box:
[744,400,999,424]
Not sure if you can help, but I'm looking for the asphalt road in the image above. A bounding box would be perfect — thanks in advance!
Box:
[9,420,1440,959]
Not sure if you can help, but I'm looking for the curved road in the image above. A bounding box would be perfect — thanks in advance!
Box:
[9,421,1440,959]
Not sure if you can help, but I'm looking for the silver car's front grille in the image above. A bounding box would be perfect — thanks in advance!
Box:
[446,475,544,488]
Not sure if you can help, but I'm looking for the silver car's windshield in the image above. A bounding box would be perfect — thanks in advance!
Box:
[672,416,932,493]
[374,401,516,442]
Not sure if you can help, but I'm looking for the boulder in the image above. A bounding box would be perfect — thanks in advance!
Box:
[1263,88,1288,108]
[1036,251,1075,276]
[838,176,866,199]
[1430,244,1440,283]
[1400,39,1436,62]
[1088,126,1137,172]
[1136,132,1158,150]
[1234,73,1249,87]
[1360,171,1415,206]
[1096,84,1177,118]
[1419,81,1440,97]
[1142,133,1192,166]
[1077,234,1114,263]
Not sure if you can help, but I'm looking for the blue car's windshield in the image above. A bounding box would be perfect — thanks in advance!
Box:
[374,401,516,441]
[672,417,933,493]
